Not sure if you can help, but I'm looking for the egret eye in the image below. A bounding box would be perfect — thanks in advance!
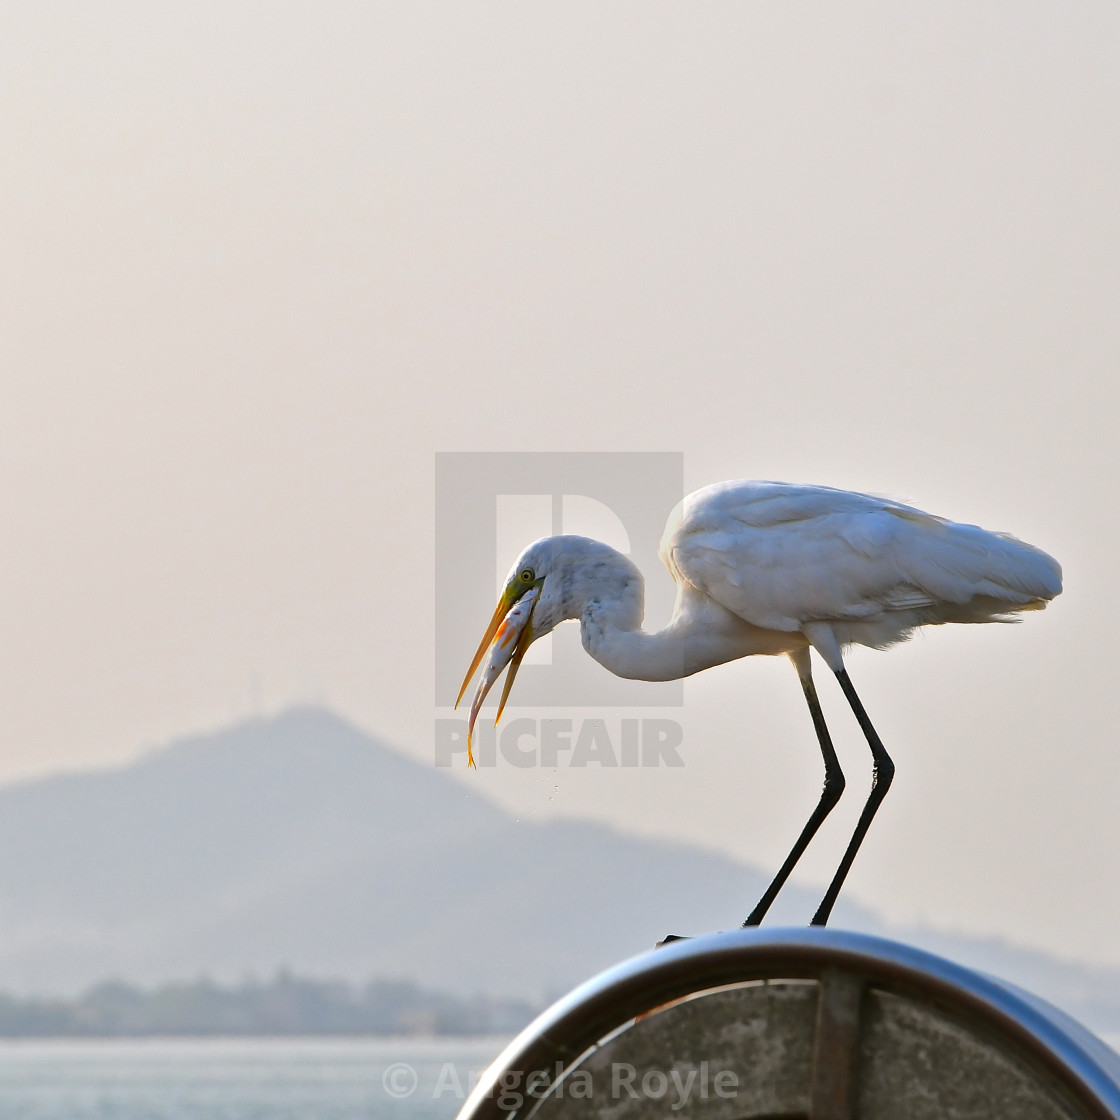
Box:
[519,568,534,583]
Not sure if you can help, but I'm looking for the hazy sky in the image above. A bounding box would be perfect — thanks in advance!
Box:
[3,3,1118,970]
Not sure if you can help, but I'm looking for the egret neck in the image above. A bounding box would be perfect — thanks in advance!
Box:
[571,549,805,683]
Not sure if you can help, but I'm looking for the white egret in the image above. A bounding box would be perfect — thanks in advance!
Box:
[456,480,1062,926]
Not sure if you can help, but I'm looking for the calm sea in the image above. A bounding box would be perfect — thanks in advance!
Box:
[2,1032,1119,1119]
[0,1036,509,1120]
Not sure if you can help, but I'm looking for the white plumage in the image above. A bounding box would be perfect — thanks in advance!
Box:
[662,481,1061,667]
[458,479,1062,926]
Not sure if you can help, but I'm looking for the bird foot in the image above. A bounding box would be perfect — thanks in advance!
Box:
[655,934,691,948]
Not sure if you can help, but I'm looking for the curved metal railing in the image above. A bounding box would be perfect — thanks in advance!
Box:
[456,928,1120,1120]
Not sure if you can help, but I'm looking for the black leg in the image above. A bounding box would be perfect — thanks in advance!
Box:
[743,674,846,926]
[810,668,895,926]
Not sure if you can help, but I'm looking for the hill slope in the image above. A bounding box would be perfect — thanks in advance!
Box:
[0,708,1117,1029]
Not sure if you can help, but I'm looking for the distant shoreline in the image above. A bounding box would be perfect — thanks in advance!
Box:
[0,972,538,1039]
[0,1032,514,1043]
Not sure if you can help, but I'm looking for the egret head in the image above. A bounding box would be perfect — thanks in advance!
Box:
[455,536,642,765]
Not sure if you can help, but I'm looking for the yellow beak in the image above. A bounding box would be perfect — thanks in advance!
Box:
[456,584,540,767]
[455,586,518,710]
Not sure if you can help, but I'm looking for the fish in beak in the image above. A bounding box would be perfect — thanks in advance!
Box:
[456,586,540,767]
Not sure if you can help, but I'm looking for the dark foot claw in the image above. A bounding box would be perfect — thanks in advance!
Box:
[655,934,691,948]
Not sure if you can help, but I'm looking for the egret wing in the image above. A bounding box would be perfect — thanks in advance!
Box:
[661,480,1060,635]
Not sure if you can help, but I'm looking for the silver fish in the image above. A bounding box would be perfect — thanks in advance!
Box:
[466,586,540,766]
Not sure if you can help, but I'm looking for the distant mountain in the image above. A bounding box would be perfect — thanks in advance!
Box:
[0,708,813,998]
[0,707,1118,1031]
